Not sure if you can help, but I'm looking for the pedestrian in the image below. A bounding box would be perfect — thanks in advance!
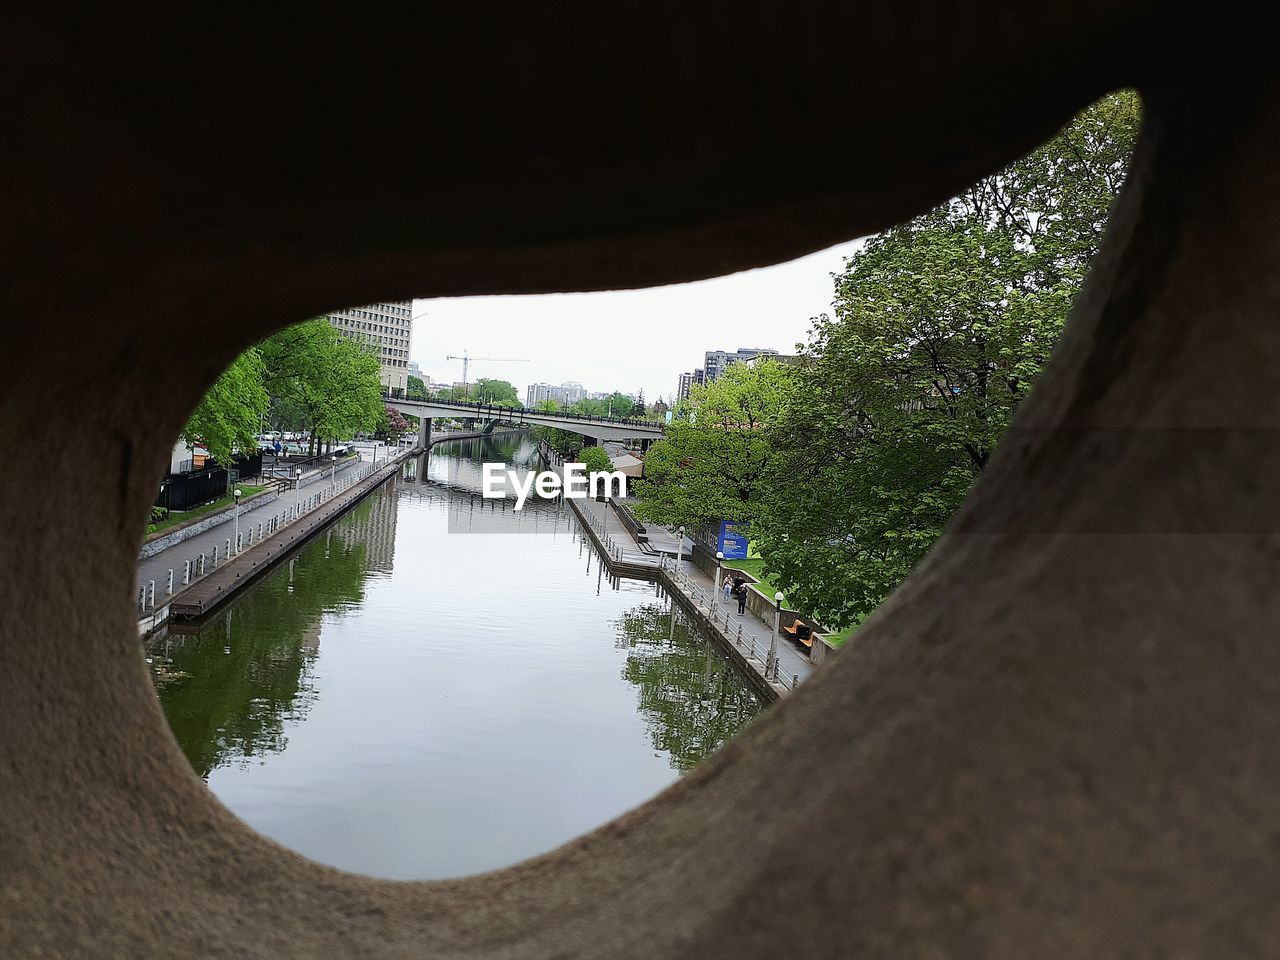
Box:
[735,581,747,616]
[722,575,733,600]
[273,439,282,457]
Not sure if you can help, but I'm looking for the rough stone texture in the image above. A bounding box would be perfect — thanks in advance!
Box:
[2,5,1277,958]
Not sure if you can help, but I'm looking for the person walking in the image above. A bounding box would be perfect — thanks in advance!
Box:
[722,575,733,600]
[735,580,747,616]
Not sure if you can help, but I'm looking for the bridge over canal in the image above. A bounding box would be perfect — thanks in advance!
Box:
[387,396,666,446]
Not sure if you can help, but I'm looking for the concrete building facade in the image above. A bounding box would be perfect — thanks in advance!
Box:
[676,368,704,403]
[526,381,587,407]
[325,301,414,395]
[703,347,779,382]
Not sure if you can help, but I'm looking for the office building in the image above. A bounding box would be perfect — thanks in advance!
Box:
[526,381,588,407]
[324,301,414,395]
[676,368,704,403]
[703,347,780,382]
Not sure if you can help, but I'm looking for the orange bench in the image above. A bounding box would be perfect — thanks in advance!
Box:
[781,620,813,648]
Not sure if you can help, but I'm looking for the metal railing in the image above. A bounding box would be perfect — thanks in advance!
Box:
[657,556,801,692]
[136,451,408,618]
[387,394,663,430]
[573,493,659,568]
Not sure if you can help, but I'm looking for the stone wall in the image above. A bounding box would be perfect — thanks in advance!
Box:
[138,493,279,560]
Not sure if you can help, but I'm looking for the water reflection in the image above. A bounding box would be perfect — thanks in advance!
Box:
[615,597,762,772]
[146,437,763,879]
[152,498,383,777]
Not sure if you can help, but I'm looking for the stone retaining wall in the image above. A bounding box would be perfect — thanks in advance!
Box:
[138,492,279,560]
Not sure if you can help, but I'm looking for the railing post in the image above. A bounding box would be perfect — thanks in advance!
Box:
[147,580,155,609]
[137,586,145,610]
[183,559,191,585]
[166,569,174,595]
[225,537,231,558]
[212,544,218,564]
[199,553,206,575]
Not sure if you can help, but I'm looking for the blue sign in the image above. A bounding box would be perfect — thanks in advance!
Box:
[717,521,749,560]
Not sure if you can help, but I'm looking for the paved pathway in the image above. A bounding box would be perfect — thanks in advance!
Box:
[571,492,814,689]
[665,556,814,688]
[137,450,375,598]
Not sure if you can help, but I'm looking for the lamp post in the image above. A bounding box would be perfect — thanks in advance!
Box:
[330,454,337,488]
[713,550,724,615]
[294,467,302,515]
[770,591,784,680]
[232,488,242,554]
[602,495,610,549]
[676,526,685,577]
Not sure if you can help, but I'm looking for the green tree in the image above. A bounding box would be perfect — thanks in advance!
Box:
[258,319,384,455]
[406,375,428,400]
[182,349,269,464]
[578,445,613,475]
[472,378,520,407]
[633,360,794,530]
[757,92,1141,628]
[531,398,582,456]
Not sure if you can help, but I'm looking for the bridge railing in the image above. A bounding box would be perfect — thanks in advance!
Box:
[386,394,663,430]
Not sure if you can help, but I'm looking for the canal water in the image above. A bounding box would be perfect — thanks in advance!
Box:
[147,434,763,880]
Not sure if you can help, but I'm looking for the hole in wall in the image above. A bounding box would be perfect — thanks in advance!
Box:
[137,90,1140,880]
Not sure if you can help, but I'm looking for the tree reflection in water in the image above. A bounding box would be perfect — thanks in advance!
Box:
[147,498,378,779]
[614,597,764,772]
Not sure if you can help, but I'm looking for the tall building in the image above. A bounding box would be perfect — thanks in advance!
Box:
[526,381,588,406]
[324,301,414,395]
[676,368,704,403]
[703,347,780,382]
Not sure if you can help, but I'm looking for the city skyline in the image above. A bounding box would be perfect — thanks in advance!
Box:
[404,237,863,402]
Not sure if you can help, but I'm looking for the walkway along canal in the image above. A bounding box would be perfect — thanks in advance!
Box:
[145,434,765,881]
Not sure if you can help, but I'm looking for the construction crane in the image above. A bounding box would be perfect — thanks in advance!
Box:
[445,351,529,396]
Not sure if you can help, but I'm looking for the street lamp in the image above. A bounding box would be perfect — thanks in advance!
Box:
[713,550,724,614]
[770,591,784,680]
[676,526,685,576]
[294,467,302,515]
[602,494,610,548]
[233,488,242,554]
[330,454,337,487]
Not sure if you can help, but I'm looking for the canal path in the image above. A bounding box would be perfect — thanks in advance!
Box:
[146,434,764,881]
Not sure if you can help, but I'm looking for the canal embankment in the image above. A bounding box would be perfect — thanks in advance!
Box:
[536,440,813,701]
[137,430,526,634]
[137,448,417,634]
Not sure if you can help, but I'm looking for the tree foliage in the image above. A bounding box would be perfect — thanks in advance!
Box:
[258,319,383,454]
[472,378,521,407]
[183,349,269,464]
[633,360,794,530]
[755,92,1141,628]
[578,445,613,475]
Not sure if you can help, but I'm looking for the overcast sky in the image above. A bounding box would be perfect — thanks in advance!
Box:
[409,237,864,403]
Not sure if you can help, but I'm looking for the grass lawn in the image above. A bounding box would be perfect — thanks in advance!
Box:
[722,557,780,596]
[823,623,859,647]
[147,484,266,536]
